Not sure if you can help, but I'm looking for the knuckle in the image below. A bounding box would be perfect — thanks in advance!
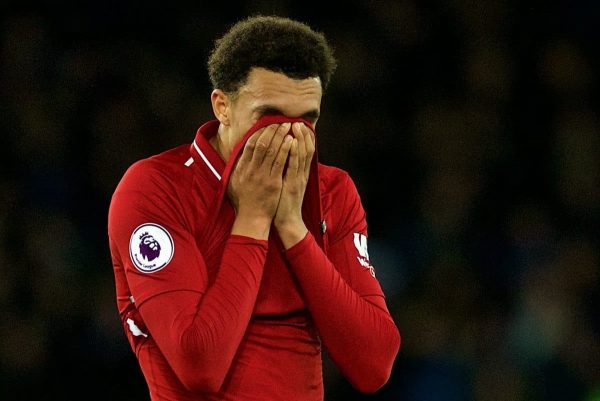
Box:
[266,124,279,134]
[265,182,279,192]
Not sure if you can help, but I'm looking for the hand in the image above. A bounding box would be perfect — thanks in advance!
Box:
[229,123,293,239]
[274,122,315,248]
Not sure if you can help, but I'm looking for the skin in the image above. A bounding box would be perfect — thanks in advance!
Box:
[209,67,320,248]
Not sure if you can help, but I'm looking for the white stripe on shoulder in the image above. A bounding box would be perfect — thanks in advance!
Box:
[184,157,194,167]
[193,140,221,180]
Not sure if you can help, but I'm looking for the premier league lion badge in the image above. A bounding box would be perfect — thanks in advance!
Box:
[129,223,174,273]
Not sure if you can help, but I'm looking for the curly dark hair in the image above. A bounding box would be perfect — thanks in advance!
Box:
[208,15,337,95]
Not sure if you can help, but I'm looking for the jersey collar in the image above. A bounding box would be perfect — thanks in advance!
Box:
[189,120,226,181]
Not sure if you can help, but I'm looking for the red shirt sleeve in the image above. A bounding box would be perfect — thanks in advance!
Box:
[108,160,268,393]
[138,236,267,394]
[284,172,401,393]
[109,188,208,306]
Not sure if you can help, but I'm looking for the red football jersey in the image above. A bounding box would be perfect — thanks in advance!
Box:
[108,118,400,401]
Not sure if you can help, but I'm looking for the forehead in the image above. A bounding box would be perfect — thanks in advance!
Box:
[237,68,322,114]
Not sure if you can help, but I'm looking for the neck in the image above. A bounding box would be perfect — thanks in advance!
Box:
[210,125,232,162]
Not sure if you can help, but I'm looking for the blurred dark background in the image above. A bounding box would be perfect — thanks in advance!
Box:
[1,0,599,400]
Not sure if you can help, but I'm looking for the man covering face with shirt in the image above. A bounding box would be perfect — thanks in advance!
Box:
[108,15,400,401]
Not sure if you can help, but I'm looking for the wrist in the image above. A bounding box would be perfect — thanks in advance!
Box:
[275,218,308,249]
[232,212,273,240]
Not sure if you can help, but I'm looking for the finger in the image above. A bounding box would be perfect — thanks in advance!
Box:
[299,123,314,177]
[250,124,279,166]
[271,135,293,176]
[264,122,291,166]
[292,123,307,174]
[286,138,299,178]
[238,128,266,168]
[304,126,316,177]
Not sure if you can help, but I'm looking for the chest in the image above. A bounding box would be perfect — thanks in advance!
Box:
[192,195,310,316]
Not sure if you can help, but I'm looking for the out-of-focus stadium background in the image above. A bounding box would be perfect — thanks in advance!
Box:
[1,1,599,400]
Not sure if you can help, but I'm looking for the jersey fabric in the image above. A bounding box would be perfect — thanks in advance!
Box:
[107,117,401,401]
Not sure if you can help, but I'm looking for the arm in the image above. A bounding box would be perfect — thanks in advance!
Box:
[109,124,294,393]
[283,230,401,393]
[138,236,267,393]
[274,123,400,392]
[109,188,269,393]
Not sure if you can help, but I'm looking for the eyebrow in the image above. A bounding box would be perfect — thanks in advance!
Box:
[253,105,320,122]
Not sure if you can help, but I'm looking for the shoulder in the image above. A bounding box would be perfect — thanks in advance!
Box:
[108,144,194,230]
[318,162,361,199]
[113,144,191,197]
[318,163,367,240]
[109,145,193,225]
[318,162,365,222]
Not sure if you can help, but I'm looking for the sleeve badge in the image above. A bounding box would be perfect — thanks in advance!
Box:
[129,223,174,273]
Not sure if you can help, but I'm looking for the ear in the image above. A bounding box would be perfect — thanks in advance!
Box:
[211,89,231,126]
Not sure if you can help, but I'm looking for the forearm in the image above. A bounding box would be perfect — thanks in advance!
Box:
[232,209,273,240]
[285,233,400,393]
[140,235,267,393]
